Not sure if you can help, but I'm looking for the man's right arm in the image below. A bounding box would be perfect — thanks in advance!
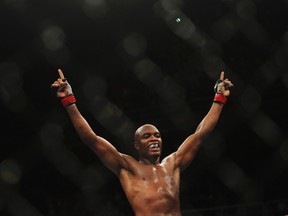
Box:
[66,104,124,174]
[51,71,125,175]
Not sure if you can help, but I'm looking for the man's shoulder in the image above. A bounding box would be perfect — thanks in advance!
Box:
[120,153,140,166]
[161,152,177,165]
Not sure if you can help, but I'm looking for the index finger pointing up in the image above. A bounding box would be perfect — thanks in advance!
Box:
[220,71,225,80]
[58,69,65,80]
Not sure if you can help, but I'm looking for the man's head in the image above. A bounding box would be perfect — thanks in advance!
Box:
[134,124,163,164]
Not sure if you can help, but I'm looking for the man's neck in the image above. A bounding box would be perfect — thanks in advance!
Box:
[139,157,160,165]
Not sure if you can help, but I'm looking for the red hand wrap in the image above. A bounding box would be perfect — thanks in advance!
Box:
[213,93,227,105]
[61,94,76,107]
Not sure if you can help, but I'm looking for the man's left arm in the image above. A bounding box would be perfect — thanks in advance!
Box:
[174,71,233,171]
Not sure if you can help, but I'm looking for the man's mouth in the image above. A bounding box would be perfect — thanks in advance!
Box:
[148,143,160,149]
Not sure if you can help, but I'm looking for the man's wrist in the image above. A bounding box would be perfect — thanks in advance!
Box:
[61,94,76,107]
[213,93,227,105]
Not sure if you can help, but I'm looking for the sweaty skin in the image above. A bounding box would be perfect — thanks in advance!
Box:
[51,71,233,216]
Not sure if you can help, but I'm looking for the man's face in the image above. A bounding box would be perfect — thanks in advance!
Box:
[134,124,162,158]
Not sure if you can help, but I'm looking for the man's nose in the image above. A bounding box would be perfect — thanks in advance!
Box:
[150,135,159,140]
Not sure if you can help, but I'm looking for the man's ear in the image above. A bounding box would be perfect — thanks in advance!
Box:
[134,141,139,150]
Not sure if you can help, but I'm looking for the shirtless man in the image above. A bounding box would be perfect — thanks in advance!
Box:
[51,70,233,216]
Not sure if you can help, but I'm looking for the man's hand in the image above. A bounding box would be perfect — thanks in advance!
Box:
[214,71,234,97]
[51,69,73,98]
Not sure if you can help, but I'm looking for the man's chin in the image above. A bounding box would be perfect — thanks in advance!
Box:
[149,151,161,157]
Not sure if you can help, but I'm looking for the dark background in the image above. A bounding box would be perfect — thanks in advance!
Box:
[0,0,288,215]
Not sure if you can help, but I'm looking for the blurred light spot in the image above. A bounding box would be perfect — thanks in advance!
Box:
[81,166,106,194]
[160,0,183,13]
[82,75,107,98]
[85,0,104,7]
[41,25,65,51]
[217,161,247,193]
[0,62,21,102]
[45,46,70,66]
[122,33,147,56]
[82,0,109,18]
[157,76,184,101]
[6,90,27,113]
[155,0,206,47]
[51,150,82,176]
[0,199,3,210]
[176,17,181,22]
[157,78,193,129]
[279,139,288,163]
[98,103,121,119]
[203,55,225,77]
[40,122,64,147]
[236,0,256,19]
[240,20,268,46]
[166,14,197,39]
[40,122,82,176]
[87,97,134,144]
[250,112,282,146]
[133,58,164,90]
[283,72,288,88]
[98,103,134,142]
[93,102,123,126]
[220,0,234,3]
[242,180,264,202]
[283,31,288,49]
[133,58,193,129]
[240,85,261,113]
[203,132,226,161]
[167,104,194,130]
[0,61,27,112]
[212,17,237,42]
[113,120,134,141]
[273,46,288,69]
[0,159,21,185]
[157,78,182,107]
[260,61,281,85]
[276,201,288,213]
[4,0,26,12]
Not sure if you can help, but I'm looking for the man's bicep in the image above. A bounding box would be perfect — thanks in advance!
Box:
[175,134,202,171]
[88,136,125,175]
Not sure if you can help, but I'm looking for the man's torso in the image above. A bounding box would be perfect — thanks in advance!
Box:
[118,155,181,216]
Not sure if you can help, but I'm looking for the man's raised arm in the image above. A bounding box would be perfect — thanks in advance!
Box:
[174,71,234,171]
[51,69,125,175]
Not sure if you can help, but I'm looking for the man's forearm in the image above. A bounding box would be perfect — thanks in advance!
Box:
[195,102,223,136]
[66,104,97,144]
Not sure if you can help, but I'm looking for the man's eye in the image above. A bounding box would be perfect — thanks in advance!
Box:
[143,134,150,138]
